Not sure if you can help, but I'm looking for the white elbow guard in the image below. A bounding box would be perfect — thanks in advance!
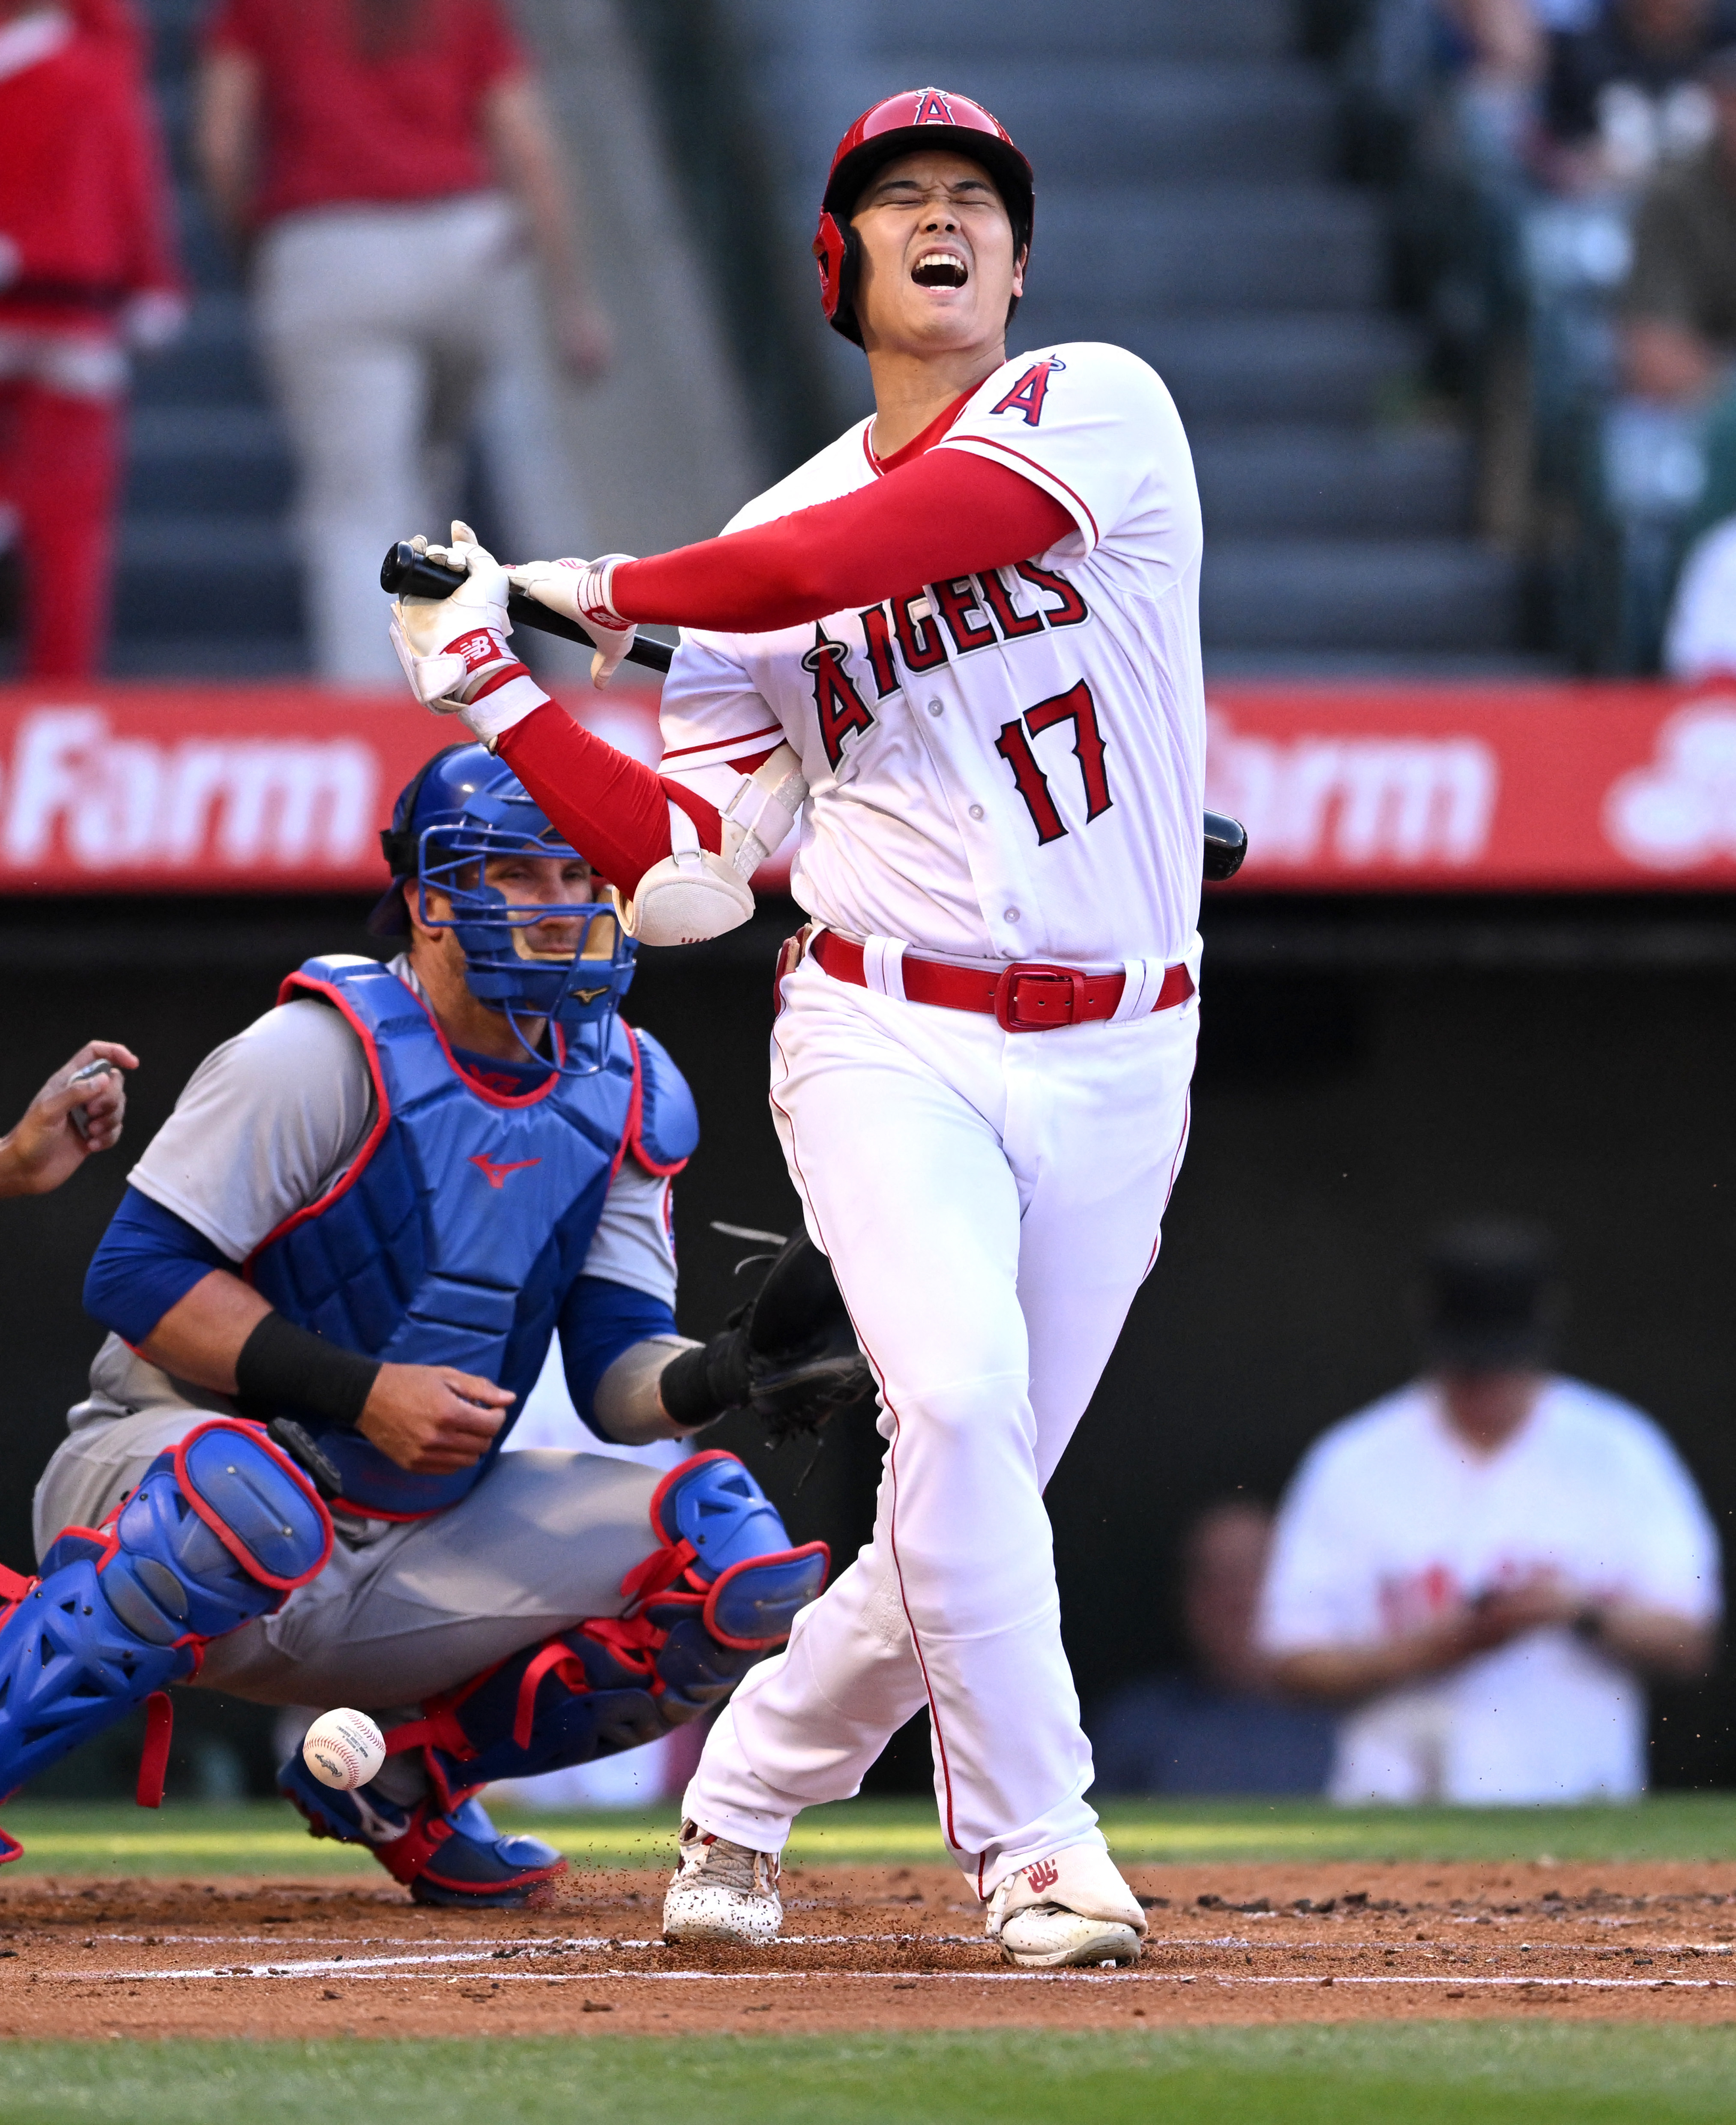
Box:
[718,742,808,874]
[614,744,807,948]
[613,804,754,946]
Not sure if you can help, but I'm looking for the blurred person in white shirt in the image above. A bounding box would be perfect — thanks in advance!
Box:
[1257,1220,1720,1805]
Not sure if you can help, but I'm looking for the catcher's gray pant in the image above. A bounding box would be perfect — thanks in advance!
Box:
[32,1406,663,1718]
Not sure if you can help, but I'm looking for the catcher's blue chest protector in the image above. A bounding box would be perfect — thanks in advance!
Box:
[247,956,697,1518]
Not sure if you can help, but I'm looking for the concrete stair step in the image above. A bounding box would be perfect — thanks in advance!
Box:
[125,407,292,515]
[131,295,257,409]
[1193,425,1473,537]
[1201,539,1523,652]
[171,186,241,290]
[863,0,1294,62]
[1034,184,1383,312]
[114,516,301,640]
[107,637,309,678]
[835,62,1332,183]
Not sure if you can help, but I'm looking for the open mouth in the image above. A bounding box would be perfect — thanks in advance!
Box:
[911,250,969,289]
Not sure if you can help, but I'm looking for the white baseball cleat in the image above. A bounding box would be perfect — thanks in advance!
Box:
[985,1845,1149,1968]
[661,1819,783,1944]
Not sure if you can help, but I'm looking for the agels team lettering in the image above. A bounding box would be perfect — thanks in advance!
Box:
[804,561,1107,840]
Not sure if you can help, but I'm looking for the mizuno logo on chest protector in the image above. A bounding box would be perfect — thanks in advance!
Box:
[470,1153,542,1189]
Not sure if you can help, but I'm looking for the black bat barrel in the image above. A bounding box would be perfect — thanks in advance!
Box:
[1203,811,1248,882]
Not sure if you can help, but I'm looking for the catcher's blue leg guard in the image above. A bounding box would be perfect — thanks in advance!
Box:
[275,1757,565,1911]
[380,1451,829,1823]
[0,1419,331,1861]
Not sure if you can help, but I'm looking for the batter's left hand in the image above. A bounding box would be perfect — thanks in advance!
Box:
[0,1040,139,1197]
[507,554,639,688]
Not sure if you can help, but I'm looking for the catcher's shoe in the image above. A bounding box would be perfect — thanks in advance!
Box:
[661,1818,782,1943]
[985,1846,1148,1969]
[278,1754,566,1910]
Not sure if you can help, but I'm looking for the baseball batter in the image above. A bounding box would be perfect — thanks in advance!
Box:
[0,747,850,1904]
[391,88,1204,1966]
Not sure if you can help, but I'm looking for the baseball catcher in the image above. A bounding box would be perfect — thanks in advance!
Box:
[0,744,853,1906]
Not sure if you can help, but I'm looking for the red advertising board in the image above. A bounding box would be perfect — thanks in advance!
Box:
[0,682,671,895]
[1206,680,1736,890]
[1,678,1732,895]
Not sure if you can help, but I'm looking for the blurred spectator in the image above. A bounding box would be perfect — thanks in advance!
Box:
[1619,36,1736,397]
[1258,1221,1720,1805]
[0,1041,137,1197]
[0,0,184,676]
[1439,1,1548,181]
[1664,374,1736,668]
[1566,33,1736,665]
[1541,0,1733,192]
[195,0,613,682]
[1088,1502,1335,1797]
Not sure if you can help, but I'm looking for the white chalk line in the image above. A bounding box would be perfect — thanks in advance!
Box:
[54,1961,1736,1993]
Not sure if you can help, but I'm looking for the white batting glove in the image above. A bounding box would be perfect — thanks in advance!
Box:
[389,521,550,743]
[506,554,639,688]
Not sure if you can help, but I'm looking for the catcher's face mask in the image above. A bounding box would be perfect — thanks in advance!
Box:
[372,743,638,1074]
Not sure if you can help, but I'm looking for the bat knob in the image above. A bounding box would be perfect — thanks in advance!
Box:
[380,542,418,594]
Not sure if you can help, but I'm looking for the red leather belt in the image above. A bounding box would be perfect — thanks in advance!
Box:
[808,929,1194,1032]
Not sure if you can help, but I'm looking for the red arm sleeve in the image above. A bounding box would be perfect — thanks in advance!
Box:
[495,712,720,891]
[611,450,1075,634]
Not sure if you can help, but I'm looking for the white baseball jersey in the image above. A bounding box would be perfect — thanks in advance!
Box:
[658,340,1206,966]
[1257,1376,1722,1803]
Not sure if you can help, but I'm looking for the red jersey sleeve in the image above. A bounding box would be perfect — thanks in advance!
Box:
[611,451,1075,636]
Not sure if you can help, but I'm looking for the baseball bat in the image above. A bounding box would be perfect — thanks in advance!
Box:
[383,541,1249,880]
[1202,811,1247,883]
[380,543,675,675]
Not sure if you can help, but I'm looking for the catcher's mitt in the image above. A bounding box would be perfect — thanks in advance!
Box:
[659,1231,873,1446]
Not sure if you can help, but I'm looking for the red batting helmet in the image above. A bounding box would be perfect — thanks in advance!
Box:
[812,87,1035,347]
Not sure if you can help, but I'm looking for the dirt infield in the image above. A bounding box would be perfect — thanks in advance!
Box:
[5,1858,1736,2039]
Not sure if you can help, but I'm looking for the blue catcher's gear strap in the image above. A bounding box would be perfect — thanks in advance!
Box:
[0,1420,332,1862]
[379,1450,827,1811]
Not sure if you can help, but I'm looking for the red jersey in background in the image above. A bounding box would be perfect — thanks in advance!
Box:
[0,6,182,336]
[203,0,529,227]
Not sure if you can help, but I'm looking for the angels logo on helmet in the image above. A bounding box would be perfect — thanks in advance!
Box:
[811,87,1034,347]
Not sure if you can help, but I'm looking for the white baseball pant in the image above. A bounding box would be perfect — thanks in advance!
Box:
[683,942,1198,1898]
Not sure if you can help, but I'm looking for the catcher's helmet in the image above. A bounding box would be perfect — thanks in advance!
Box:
[813,87,1034,347]
[368,742,636,1072]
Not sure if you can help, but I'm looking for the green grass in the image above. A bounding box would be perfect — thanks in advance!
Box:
[0,2029,1734,2125]
[3,1794,1735,1876]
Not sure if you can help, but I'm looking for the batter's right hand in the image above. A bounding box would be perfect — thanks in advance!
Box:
[358,1363,515,1474]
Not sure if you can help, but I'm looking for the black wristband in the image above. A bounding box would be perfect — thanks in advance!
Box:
[236,1311,380,1431]
[658,1329,752,1431]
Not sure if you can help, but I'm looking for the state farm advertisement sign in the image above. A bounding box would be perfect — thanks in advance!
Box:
[0,684,670,893]
[0,679,1732,894]
[1210,682,1736,889]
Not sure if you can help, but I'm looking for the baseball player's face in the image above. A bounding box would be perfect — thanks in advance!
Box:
[849,149,1025,359]
[411,853,600,987]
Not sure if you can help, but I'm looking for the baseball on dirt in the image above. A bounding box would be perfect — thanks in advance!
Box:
[302,1709,386,1790]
